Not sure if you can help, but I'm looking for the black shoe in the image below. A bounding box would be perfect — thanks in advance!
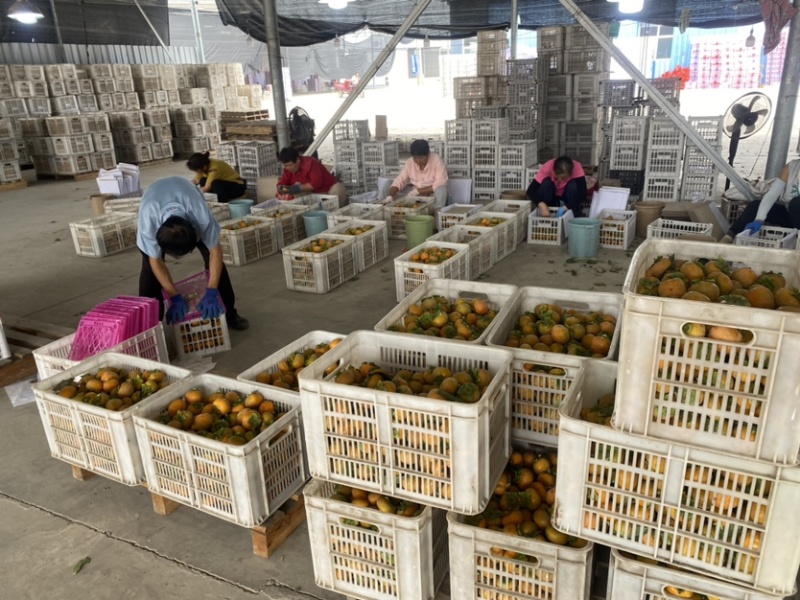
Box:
[227,313,250,331]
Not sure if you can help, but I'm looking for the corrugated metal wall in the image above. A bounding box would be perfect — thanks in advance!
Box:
[0,43,199,65]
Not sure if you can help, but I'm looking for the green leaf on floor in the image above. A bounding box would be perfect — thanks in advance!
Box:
[73,557,91,575]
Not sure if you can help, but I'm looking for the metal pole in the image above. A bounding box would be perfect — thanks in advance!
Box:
[263,0,290,149]
[305,0,433,157]
[189,0,206,63]
[132,0,176,64]
[558,0,756,201]
[765,0,800,179]
[48,0,66,63]
[510,0,518,60]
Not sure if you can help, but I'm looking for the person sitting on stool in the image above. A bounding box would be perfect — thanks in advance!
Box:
[277,147,347,207]
[187,151,247,203]
[526,155,587,218]
[137,176,249,331]
[723,159,800,241]
[380,139,449,208]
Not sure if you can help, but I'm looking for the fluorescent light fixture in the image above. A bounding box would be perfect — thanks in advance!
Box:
[619,0,644,14]
[8,0,44,24]
[319,0,352,9]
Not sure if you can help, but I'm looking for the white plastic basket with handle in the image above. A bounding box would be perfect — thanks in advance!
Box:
[734,225,798,250]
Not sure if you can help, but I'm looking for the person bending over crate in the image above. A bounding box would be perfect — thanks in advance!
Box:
[722,159,800,242]
[380,139,449,209]
[137,176,249,331]
[526,156,587,218]
[187,151,247,203]
[276,146,347,207]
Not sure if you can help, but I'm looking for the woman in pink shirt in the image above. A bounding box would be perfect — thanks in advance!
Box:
[381,139,449,208]
[526,156,587,218]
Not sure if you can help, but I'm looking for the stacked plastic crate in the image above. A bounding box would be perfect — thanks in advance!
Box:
[472,118,509,201]
[235,140,280,187]
[444,118,472,188]
[22,115,99,176]
[170,103,216,158]
[0,66,29,171]
[7,64,51,121]
[608,114,649,201]
[360,140,399,191]
[0,116,23,185]
[440,53,477,99]
[642,76,682,119]
[599,79,643,186]
[555,239,800,600]
[680,115,723,201]
[643,119,685,202]
[506,57,542,143]
[333,119,370,195]
[451,30,508,119]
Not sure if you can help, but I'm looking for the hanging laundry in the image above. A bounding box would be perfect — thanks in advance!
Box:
[761,0,799,54]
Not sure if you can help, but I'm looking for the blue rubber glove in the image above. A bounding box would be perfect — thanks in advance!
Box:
[165,294,188,324]
[744,220,763,235]
[287,183,302,195]
[198,288,224,320]
[555,206,567,218]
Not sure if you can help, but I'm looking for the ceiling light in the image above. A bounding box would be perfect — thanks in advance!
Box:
[745,27,756,47]
[618,0,644,14]
[319,0,353,9]
[8,0,44,24]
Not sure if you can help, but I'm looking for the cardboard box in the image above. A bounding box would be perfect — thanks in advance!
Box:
[685,201,729,240]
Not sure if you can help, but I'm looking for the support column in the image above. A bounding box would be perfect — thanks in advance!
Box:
[510,0,519,60]
[765,0,800,179]
[189,0,206,63]
[49,0,66,63]
[263,0,290,150]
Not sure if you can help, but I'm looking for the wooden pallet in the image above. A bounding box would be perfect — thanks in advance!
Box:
[148,487,307,559]
[36,171,98,182]
[0,315,73,384]
[0,179,28,194]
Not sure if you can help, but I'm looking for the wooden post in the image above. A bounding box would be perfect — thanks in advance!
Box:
[71,466,95,481]
[251,495,306,558]
[150,492,181,516]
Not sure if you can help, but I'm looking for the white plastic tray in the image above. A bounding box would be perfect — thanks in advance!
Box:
[734,225,798,250]
[597,209,636,250]
[31,352,190,485]
[282,234,358,294]
[327,219,389,273]
[133,373,306,527]
[297,330,513,514]
[429,224,495,280]
[646,218,713,240]
[393,240,470,302]
[464,211,518,261]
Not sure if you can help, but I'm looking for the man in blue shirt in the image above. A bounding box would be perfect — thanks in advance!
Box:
[137,176,249,330]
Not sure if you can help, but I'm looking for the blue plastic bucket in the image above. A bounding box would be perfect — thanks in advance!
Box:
[303,211,330,236]
[568,218,602,259]
[228,199,254,219]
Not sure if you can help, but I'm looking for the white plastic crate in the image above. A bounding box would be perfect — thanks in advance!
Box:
[0,140,18,162]
[734,226,797,249]
[484,198,533,244]
[384,196,435,240]
[172,315,231,360]
[33,324,169,381]
[537,26,564,51]
[327,219,388,273]
[499,140,537,168]
[298,330,513,513]
[444,142,471,168]
[643,176,681,202]
[646,218,712,239]
[449,511,594,600]
[506,58,539,79]
[499,168,527,192]
[573,97,603,122]
[472,144,499,169]
[326,203,383,227]
[527,209,567,245]
[617,239,800,463]
[546,98,573,121]
[485,286,622,445]
[0,160,21,183]
[333,119,370,141]
[681,172,720,201]
[464,211,517,261]
[601,80,638,106]
[561,121,600,146]
[305,479,448,600]
[237,330,344,396]
[251,203,309,248]
[219,216,279,267]
[688,115,724,145]
[548,74,573,98]
[565,48,611,73]
[133,374,306,527]
[472,169,499,195]
[429,225,495,280]
[444,119,472,144]
[722,197,749,223]
[289,193,340,213]
[32,353,190,485]
[102,197,142,215]
[555,359,800,595]
[649,119,685,148]
[361,140,399,166]
[70,212,137,258]
[608,549,782,600]
[375,279,517,344]
[472,119,509,144]
[611,145,646,171]
[646,147,682,176]
[282,234,357,294]
[597,209,636,249]
[393,240,471,301]
[437,203,483,230]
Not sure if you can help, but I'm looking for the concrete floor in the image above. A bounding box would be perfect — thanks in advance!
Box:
[0,161,634,599]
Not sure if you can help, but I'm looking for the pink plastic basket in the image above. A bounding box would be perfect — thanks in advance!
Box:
[162,271,227,320]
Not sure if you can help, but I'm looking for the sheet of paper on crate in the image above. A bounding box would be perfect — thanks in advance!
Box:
[96,163,142,197]
[448,178,473,204]
[171,355,216,374]
[4,378,37,407]
[561,209,574,239]
[588,186,630,219]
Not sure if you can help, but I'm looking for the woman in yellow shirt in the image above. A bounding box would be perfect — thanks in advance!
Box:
[187,151,247,203]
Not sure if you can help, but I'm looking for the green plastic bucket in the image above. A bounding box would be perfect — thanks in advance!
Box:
[228,199,254,219]
[405,215,434,247]
[303,211,330,237]
[568,218,602,259]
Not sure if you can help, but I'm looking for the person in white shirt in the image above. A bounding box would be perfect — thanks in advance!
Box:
[379,139,449,208]
[726,159,800,238]
[137,176,249,330]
